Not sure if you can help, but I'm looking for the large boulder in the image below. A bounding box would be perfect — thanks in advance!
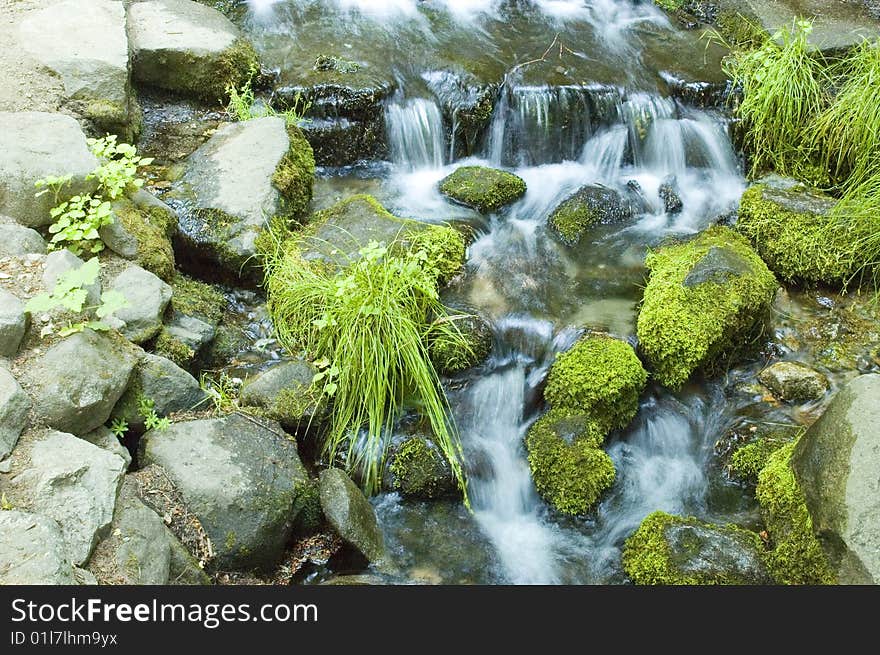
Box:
[791,374,880,584]
[128,0,258,101]
[139,414,311,570]
[637,226,778,389]
[547,184,634,245]
[239,359,322,429]
[0,112,98,227]
[319,468,385,565]
[0,511,79,584]
[107,264,173,344]
[622,511,773,585]
[0,368,30,460]
[9,430,127,565]
[22,330,138,435]
[758,361,829,403]
[19,0,140,141]
[0,221,47,257]
[172,117,315,282]
[0,290,27,358]
[438,166,526,213]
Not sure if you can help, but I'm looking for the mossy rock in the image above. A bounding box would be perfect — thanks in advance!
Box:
[438,166,526,213]
[274,125,316,221]
[755,442,836,584]
[729,429,799,484]
[636,226,778,390]
[429,313,492,375]
[168,274,227,326]
[154,328,196,369]
[525,408,615,516]
[100,194,176,282]
[548,184,634,246]
[387,437,455,500]
[544,334,647,433]
[239,360,325,429]
[737,181,867,286]
[622,511,772,585]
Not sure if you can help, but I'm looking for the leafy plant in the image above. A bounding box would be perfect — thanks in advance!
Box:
[265,238,470,499]
[225,67,311,127]
[110,417,129,439]
[139,397,170,431]
[24,257,129,337]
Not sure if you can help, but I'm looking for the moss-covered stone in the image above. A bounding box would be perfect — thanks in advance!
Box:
[544,334,647,432]
[622,511,772,585]
[101,197,176,282]
[715,8,769,48]
[525,408,614,516]
[547,184,633,246]
[168,275,227,326]
[637,226,778,390]
[388,437,455,499]
[429,313,492,375]
[737,182,867,286]
[438,166,526,213]
[154,329,196,369]
[239,360,324,429]
[729,431,797,483]
[755,442,836,585]
[273,125,316,221]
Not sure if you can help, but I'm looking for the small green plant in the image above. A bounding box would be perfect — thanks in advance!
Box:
[139,397,170,431]
[0,492,13,511]
[199,372,241,414]
[110,417,129,439]
[35,135,153,256]
[265,238,470,499]
[225,68,311,127]
[826,161,880,289]
[24,257,129,337]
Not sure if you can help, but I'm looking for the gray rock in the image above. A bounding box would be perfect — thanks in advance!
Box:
[163,314,216,355]
[792,374,880,584]
[139,414,310,570]
[659,177,683,214]
[109,265,173,343]
[683,245,754,288]
[41,250,101,308]
[240,359,321,428]
[14,430,126,565]
[19,0,140,141]
[0,290,27,358]
[166,528,211,585]
[319,468,385,564]
[0,223,47,256]
[23,329,138,434]
[0,511,78,584]
[759,361,829,403]
[0,368,30,460]
[112,353,207,431]
[99,191,177,281]
[128,0,257,101]
[0,112,99,227]
[548,183,634,246]
[81,426,131,470]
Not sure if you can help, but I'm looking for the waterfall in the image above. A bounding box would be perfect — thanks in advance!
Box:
[385,97,447,170]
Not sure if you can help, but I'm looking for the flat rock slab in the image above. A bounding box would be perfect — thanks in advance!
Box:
[0,510,79,584]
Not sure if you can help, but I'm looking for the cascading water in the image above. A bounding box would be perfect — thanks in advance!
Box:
[385,97,446,170]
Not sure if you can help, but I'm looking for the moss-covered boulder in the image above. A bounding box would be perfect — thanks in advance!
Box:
[544,334,647,432]
[737,179,868,286]
[525,408,615,516]
[429,313,493,375]
[100,191,177,282]
[637,226,778,390]
[622,511,772,585]
[728,426,800,484]
[439,166,526,213]
[387,437,455,500]
[548,184,634,246]
[756,442,835,584]
[239,359,324,430]
[154,275,225,369]
[173,117,315,283]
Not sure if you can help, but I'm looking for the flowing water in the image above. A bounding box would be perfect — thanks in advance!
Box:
[230,1,847,584]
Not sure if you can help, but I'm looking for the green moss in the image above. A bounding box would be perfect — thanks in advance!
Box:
[737,184,865,286]
[114,202,176,282]
[154,329,195,368]
[755,442,835,584]
[429,313,492,375]
[525,408,614,515]
[292,479,324,536]
[273,125,316,221]
[622,511,767,585]
[169,274,226,325]
[407,224,467,286]
[389,437,453,499]
[212,39,259,102]
[651,0,685,12]
[268,386,322,426]
[438,166,527,213]
[544,334,647,432]
[729,431,798,483]
[548,197,600,245]
[715,10,768,49]
[636,226,778,390]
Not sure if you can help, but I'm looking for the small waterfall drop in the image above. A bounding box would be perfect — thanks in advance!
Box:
[385,97,447,170]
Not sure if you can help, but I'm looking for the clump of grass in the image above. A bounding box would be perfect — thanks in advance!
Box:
[811,39,880,183]
[826,161,880,289]
[722,19,828,179]
[264,238,469,500]
[225,67,311,127]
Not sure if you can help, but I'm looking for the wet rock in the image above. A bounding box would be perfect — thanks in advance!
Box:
[387,437,455,500]
[758,361,829,403]
[423,70,496,158]
[439,166,526,213]
[792,374,880,584]
[108,265,173,344]
[172,117,314,282]
[300,117,387,167]
[429,312,493,375]
[80,426,131,470]
[41,250,101,308]
[112,353,207,433]
[319,468,385,565]
[548,183,634,245]
[0,511,79,584]
[0,290,27,358]
[623,511,772,584]
[0,112,98,227]
[682,245,753,287]
[22,330,138,435]
[239,359,322,429]
[128,0,258,101]
[157,315,216,366]
[659,177,684,214]
[0,222,47,257]
[0,368,30,460]
[19,0,140,141]
[99,191,177,281]
[10,430,126,565]
[139,414,310,570]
